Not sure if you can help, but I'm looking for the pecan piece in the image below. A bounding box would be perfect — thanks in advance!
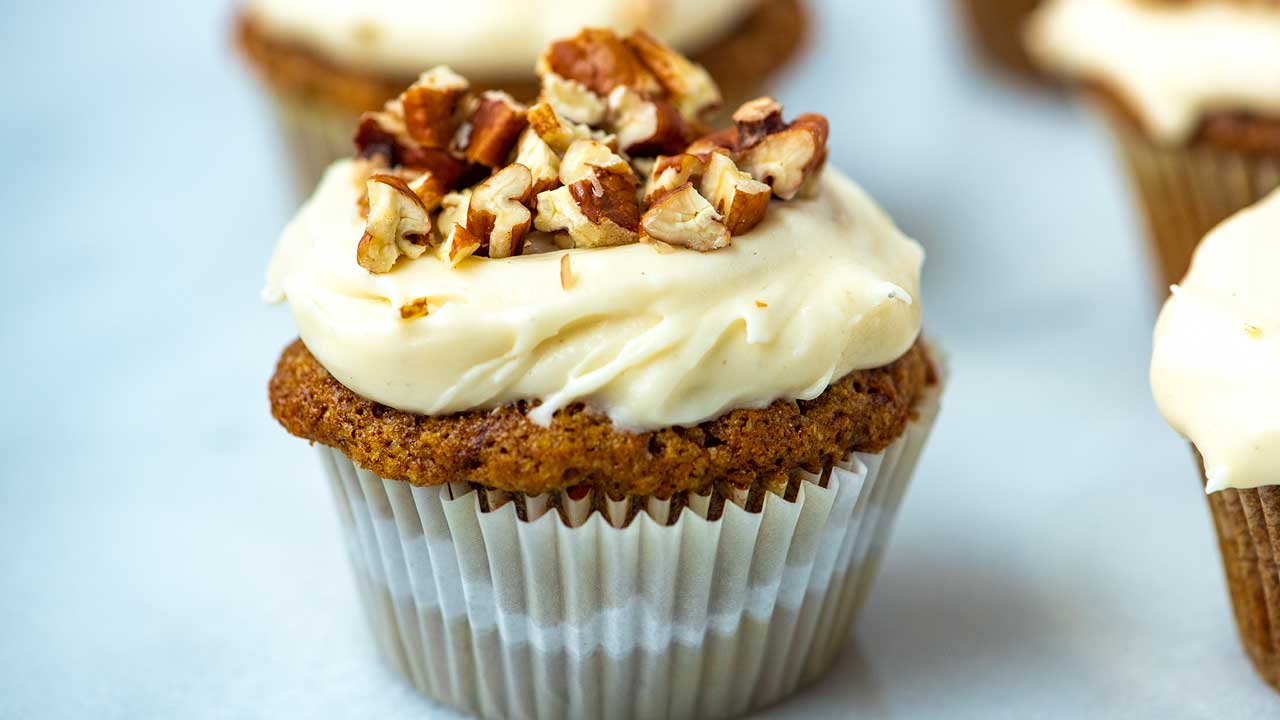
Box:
[513,128,562,194]
[535,172,640,248]
[558,139,633,186]
[607,87,694,157]
[623,30,722,119]
[699,153,771,234]
[737,113,829,200]
[400,66,469,148]
[466,164,534,259]
[540,72,608,125]
[643,153,706,204]
[463,91,528,168]
[526,102,614,154]
[539,28,661,97]
[358,174,434,273]
[639,182,729,252]
[733,97,785,149]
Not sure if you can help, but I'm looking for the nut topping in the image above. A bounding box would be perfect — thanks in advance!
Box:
[607,87,694,157]
[466,164,534,259]
[535,171,640,248]
[346,29,834,269]
[540,72,608,126]
[699,153,771,234]
[737,112,830,200]
[639,183,729,252]
[623,31,722,119]
[733,97,785,149]
[463,92,528,168]
[539,28,662,97]
[399,67,469,148]
[358,174,434,273]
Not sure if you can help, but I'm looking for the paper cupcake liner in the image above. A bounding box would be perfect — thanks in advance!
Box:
[955,0,1045,79]
[317,386,940,720]
[1202,455,1280,693]
[266,92,363,198]
[1105,117,1280,292]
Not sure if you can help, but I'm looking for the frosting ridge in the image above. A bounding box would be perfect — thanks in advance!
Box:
[266,160,924,431]
[1027,0,1280,143]
[1151,189,1280,491]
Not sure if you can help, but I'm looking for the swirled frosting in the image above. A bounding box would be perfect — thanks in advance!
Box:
[1026,0,1280,143]
[1151,189,1280,492]
[243,0,762,78]
[265,160,924,431]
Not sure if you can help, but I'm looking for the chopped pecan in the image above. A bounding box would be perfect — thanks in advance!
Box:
[535,172,640,248]
[353,109,468,185]
[733,97,785,149]
[639,182,729,252]
[408,172,448,212]
[513,128,562,194]
[685,127,740,159]
[399,66,469,148]
[558,139,633,186]
[539,28,661,97]
[527,102,614,154]
[540,72,608,126]
[699,153,771,234]
[559,253,573,290]
[463,91,528,168]
[644,153,706,204]
[623,30,722,119]
[607,87,694,156]
[466,164,534,259]
[440,223,482,267]
[358,174,434,273]
[737,113,829,200]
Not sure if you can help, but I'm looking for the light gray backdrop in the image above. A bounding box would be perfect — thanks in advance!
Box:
[1,1,1272,717]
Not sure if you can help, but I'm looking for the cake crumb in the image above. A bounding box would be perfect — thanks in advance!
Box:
[1245,323,1262,339]
[756,300,768,308]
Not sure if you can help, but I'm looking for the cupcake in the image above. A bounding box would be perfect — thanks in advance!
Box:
[265,29,943,719]
[235,0,807,194]
[1151,191,1280,692]
[954,0,1046,78]
[1026,0,1280,292]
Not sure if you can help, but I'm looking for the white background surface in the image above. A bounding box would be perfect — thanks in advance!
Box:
[2,1,1275,718]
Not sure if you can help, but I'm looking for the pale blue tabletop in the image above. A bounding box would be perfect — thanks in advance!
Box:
[1,1,1274,718]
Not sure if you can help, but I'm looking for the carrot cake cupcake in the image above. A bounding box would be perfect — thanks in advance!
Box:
[1151,190,1280,692]
[1027,0,1280,292]
[265,29,942,719]
[236,0,807,192]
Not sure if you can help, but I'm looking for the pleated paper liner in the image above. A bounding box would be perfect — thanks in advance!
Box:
[1201,451,1280,693]
[1102,112,1280,293]
[318,385,940,720]
[266,93,361,200]
[954,0,1047,80]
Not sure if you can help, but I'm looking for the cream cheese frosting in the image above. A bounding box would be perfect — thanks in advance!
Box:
[1026,0,1280,143]
[243,0,762,78]
[265,159,924,431]
[1151,189,1280,492]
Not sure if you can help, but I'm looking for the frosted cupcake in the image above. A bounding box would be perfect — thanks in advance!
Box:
[1027,0,1280,291]
[1151,190,1280,692]
[235,0,807,193]
[954,0,1046,78]
[265,29,942,719]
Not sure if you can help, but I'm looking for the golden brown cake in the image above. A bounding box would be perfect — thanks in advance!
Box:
[263,29,943,718]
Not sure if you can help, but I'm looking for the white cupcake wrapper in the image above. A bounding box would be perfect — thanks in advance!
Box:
[266,93,361,198]
[319,385,941,720]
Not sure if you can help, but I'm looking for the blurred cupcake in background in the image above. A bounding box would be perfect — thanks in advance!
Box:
[235,0,807,194]
[953,0,1046,79]
[1151,191,1280,692]
[1027,0,1280,292]
[264,28,943,719]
